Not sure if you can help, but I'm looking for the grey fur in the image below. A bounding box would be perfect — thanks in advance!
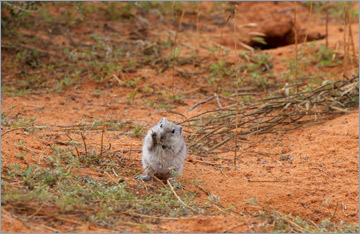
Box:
[137,117,187,181]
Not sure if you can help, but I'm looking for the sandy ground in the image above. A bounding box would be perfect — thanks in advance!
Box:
[1,1,359,232]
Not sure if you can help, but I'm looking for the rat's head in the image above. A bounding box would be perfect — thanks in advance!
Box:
[156,117,183,144]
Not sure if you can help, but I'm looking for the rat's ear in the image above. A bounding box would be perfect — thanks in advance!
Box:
[158,117,166,126]
[178,126,182,135]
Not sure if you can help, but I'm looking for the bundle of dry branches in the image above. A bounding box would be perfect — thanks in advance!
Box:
[184,75,359,154]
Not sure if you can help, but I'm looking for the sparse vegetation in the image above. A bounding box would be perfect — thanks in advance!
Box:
[1,1,358,233]
[281,42,344,83]
[131,124,146,138]
[1,140,216,231]
[238,51,275,90]
[305,1,359,20]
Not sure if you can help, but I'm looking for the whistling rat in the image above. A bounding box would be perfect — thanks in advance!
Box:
[136,117,187,181]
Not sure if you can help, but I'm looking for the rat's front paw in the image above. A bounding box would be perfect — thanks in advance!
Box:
[151,131,157,141]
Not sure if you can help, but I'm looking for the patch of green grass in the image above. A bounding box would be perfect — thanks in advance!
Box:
[1,1,42,35]
[130,124,146,138]
[123,77,141,88]
[1,108,38,131]
[39,5,55,23]
[88,60,121,83]
[238,51,275,90]
[106,120,127,131]
[206,46,219,57]
[157,102,172,109]
[1,86,31,97]
[1,86,16,94]
[127,58,138,69]
[305,1,358,20]
[281,43,343,83]
[143,86,153,92]
[72,119,128,132]
[240,51,272,72]
[143,99,156,107]
[93,89,106,97]
[161,91,184,103]
[103,2,134,21]
[166,47,183,67]
[239,95,254,102]
[2,2,166,95]
[209,1,229,13]
[53,77,74,92]
[61,34,124,83]
[271,214,359,233]
[207,60,235,92]
[162,35,174,49]
[312,44,343,67]
[8,116,37,128]
[15,151,27,160]
[209,60,232,85]
[9,48,41,69]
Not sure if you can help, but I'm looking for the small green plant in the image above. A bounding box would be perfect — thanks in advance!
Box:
[143,86,153,92]
[282,43,342,83]
[208,60,232,86]
[162,35,174,49]
[127,88,138,101]
[53,77,74,92]
[1,106,16,124]
[312,44,343,67]
[89,119,126,131]
[240,95,254,102]
[91,119,104,129]
[1,112,37,130]
[161,91,184,103]
[15,49,40,68]
[127,58,138,69]
[239,51,274,90]
[251,36,267,45]
[1,86,16,95]
[130,124,146,138]
[143,99,156,106]
[157,102,170,109]
[206,46,219,56]
[1,2,42,34]
[15,151,27,160]
[240,51,272,72]
[166,47,182,65]
[123,77,141,88]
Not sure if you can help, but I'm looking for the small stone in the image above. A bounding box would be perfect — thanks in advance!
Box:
[279,155,292,161]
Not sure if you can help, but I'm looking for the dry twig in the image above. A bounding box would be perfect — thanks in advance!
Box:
[80,133,88,158]
[233,5,239,169]
[184,75,359,155]
[167,179,195,212]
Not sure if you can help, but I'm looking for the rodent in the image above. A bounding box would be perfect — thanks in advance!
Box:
[136,117,187,181]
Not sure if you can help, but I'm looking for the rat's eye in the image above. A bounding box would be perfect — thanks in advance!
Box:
[160,124,163,128]
[171,128,175,134]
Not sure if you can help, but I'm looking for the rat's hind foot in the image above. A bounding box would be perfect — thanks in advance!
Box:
[135,174,152,181]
